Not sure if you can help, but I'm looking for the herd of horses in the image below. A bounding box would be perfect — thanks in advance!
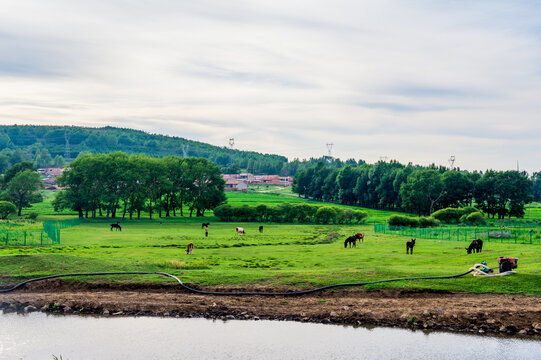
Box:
[108,222,485,256]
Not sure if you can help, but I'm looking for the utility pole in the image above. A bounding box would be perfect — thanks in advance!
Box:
[64,132,71,161]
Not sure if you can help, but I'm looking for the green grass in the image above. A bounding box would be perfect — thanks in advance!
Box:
[1,221,539,295]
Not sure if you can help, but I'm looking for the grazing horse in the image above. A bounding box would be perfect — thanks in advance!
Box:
[466,239,483,254]
[235,227,245,235]
[110,222,122,231]
[259,225,264,233]
[355,233,364,243]
[344,235,358,248]
[406,238,416,254]
[186,242,194,255]
[201,222,210,229]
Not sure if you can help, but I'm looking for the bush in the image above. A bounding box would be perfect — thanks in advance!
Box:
[460,211,486,226]
[213,204,233,221]
[432,207,481,224]
[431,208,464,223]
[388,215,419,227]
[25,212,39,220]
[314,207,338,224]
[418,216,440,228]
[0,201,16,219]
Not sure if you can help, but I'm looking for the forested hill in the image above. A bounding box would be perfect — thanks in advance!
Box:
[0,125,288,174]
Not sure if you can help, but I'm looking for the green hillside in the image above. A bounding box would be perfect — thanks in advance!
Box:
[0,125,287,174]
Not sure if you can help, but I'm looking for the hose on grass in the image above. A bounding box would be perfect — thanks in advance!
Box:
[0,269,474,296]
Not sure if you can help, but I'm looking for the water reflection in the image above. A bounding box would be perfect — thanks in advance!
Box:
[1,312,540,360]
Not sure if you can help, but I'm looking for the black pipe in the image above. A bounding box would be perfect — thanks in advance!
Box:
[0,269,474,296]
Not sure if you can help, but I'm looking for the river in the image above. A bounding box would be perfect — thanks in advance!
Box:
[1,312,540,359]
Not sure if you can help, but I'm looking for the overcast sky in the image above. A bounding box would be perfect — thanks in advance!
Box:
[0,0,540,172]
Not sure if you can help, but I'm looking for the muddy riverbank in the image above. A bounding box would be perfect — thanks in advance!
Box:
[1,280,540,336]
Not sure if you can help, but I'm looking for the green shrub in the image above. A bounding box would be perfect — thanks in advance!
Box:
[314,206,338,224]
[460,211,486,226]
[0,201,16,219]
[418,216,440,228]
[431,208,464,223]
[26,212,39,220]
[388,215,419,227]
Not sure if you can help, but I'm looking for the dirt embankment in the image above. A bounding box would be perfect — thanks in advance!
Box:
[1,281,540,337]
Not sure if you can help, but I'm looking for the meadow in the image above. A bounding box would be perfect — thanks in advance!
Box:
[1,220,540,295]
[1,189,539,295]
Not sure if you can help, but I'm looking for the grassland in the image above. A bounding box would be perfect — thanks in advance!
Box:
[1,220,540,295]
[1,189,539,296]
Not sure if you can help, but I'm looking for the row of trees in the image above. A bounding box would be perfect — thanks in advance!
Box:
[214,203,368,224]
[53,152,226,219]
[293,161,533,218]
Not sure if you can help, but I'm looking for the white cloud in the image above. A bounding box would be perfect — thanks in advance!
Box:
[0,0,540,172]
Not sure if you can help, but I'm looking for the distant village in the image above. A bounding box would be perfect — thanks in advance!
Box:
[37,168,292,192]
[37,167,64,190]
[222,174,293,191]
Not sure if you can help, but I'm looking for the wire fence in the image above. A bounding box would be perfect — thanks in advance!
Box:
[0,229,52,246]
[374,224,541,245]
[42,218,84,244]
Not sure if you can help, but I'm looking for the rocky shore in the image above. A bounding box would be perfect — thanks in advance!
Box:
[1,281,540,337]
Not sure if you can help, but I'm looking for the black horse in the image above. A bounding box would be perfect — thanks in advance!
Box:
[110,222,122,231]
[344,236,357,248]
[406,238,416,254]
[466,239,483,254]
[259,225,264,233]
[201,222,210,229]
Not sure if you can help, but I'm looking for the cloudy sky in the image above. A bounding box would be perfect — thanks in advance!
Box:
[0,0,540,172]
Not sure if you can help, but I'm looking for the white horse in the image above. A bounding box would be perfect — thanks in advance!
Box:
[235,227,245,235]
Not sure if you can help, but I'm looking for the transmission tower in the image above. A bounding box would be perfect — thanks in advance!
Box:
[448,155,455,169]
[64,132,71,160]
[379,156,388,162]
[229,138,235,149]
[181,144,190,158]
[326,143,333,157]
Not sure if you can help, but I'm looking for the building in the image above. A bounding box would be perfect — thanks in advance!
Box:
[225,180,248,192]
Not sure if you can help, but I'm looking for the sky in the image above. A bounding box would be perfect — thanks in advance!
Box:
[0,0,540,173]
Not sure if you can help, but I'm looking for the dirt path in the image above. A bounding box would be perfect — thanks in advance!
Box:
[1,281,540,336]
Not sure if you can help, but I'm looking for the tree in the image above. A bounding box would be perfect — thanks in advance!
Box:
[7,170,42,216]
[53,155,66,167]
[400,170,445,215]
[2,161,36,189]
[0,201,16,219]
[531,172,541,202]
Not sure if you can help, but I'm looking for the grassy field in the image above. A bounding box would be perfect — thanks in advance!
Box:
[2,189,539,296]
[1,220,539,295]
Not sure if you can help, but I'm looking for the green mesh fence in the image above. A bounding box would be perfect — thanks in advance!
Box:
[42,218,84,244]
[0,229,52,246]
[374,224,541,245]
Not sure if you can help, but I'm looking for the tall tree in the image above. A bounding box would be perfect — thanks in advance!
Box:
[7,170,42,216]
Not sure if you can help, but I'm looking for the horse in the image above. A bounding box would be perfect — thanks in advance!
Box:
[186,242,194,255]
[201,222,210,229]
[406,238,416,254]
[355,233,364,243]
[466,239,483,254]
[235,227,245,235]
[110,222,122,231]
[259,225,264,233]
[344,235,357,248]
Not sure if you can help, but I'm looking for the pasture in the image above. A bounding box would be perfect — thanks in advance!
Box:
[1,220,540,295]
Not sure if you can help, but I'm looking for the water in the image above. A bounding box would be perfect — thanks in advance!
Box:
[1,312,540,360]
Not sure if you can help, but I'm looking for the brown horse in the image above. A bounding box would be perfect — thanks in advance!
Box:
[406,239,416,254]
[355,233,364,243]
[186,242,194,255]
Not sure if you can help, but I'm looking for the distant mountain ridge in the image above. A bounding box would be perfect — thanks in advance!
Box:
[0,125,288,174]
